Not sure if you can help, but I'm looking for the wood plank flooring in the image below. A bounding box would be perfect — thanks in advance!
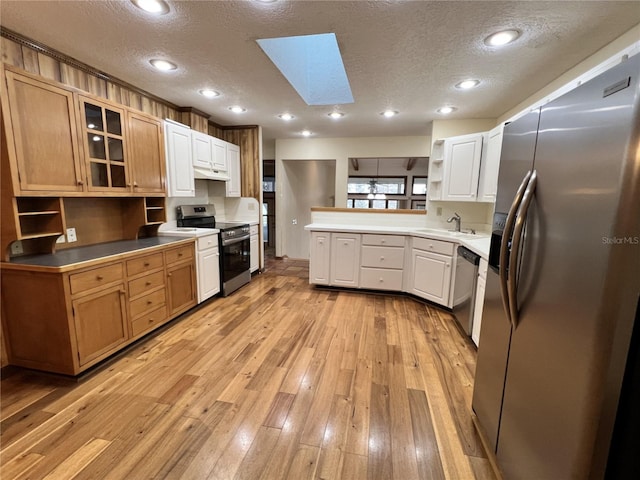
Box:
[1,257,495,480]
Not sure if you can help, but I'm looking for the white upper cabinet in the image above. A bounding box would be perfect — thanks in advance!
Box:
[192,130,214,171]
[211,137,228,172]
[225,143,241,197]
[164,120,194,197]
[442,132,484,202]
[477,124,504,203]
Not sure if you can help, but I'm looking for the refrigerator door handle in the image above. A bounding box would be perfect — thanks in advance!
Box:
[500,170,532,327]
[508,169,538,328]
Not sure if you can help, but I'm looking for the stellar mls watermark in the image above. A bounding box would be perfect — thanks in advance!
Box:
[602,236,639,245]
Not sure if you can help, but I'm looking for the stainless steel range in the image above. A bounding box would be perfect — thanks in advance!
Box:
[176,205,251,297]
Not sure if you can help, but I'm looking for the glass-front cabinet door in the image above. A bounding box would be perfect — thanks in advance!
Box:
[78,95,129,192]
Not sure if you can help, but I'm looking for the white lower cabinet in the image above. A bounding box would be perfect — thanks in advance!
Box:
[309,232,331,285]
[250,225,259,273]
[471,258,488,346]
[196,234,220,302]
[330,233,361,287]
[410,237,454,306]
[308,230,464,309]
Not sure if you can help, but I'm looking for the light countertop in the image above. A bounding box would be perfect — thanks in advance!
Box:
[305,223,491,259]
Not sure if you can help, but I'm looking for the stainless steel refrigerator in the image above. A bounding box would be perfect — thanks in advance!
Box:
[472,53,640,479]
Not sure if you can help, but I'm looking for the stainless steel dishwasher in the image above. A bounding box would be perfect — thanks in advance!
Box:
[452,245,481,336]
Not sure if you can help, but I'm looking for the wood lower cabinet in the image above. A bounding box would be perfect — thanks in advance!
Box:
[72,284,128,366]
[166,245,197,316]
[0,240,196,375]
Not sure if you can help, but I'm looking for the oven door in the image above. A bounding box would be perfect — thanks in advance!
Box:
[220,235,250,282]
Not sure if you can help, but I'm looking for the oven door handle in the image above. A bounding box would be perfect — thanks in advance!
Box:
[221,234,250,246]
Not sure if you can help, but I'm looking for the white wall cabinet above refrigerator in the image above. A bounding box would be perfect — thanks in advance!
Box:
[164,120,195,197]
[477,125,504,203]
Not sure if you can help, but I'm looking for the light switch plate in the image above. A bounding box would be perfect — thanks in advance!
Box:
[66,228,77,242]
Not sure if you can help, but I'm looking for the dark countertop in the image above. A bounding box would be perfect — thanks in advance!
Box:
[3,236,193,271]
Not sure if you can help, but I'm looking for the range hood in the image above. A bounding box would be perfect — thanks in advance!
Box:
[194,166,229,181]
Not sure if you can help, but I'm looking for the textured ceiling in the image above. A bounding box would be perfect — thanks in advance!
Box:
[1,1,639,141]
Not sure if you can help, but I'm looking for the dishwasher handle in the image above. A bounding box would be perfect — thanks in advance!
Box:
[457,246,481,265]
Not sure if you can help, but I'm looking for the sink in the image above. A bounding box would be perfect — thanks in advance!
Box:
[413,228,478,238]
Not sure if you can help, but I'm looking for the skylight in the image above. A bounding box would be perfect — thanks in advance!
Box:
[256,33,354,106]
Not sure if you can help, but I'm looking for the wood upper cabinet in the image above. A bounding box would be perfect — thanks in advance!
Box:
[2,67,85,194]
[127,111,166,194]
[78,95,129,192]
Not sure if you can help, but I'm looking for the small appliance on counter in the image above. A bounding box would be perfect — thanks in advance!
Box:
[162,205,251,298]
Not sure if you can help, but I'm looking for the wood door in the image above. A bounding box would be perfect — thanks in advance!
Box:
[166,261,196,316]
[128,111,166,194]
[3,69,84,193]
[72,284,128,366]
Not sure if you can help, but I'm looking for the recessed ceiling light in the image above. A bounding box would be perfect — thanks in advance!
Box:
[437,106,457,114]
[484,29,520,47]
[278,113,294,121]
[199,89,220,98]
[301,130,312,137]
[328,112,344,119]
[149,59,177,71]
[381,110,398,118]
[229,106,246,113]
[456,79,480,90]
[256,0,278,3]
[131,0,169,15]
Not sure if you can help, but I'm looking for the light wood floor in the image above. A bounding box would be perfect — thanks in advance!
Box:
[1,258,495,480]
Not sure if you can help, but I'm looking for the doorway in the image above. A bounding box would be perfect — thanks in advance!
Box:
[263,160,276,256]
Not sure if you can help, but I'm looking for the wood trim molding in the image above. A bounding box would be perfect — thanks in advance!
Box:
[1,27,180,111]
[311,207,426,215]
[177,106,211,120]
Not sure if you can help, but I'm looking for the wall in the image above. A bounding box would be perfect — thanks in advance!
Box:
[275,135,430,257]
[263,139,276,160]
[498,24,640,124]
[281,160,336,259]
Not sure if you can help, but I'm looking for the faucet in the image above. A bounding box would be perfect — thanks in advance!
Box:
[447,212,461,232]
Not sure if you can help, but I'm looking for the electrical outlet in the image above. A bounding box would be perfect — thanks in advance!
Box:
[292,218,297,225]
[437,207,442,216]
[10,241,23,255]
[66,227,77,242]
[56,235,66,244]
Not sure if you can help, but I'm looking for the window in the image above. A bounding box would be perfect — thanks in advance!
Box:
[412,177,427,195]
[263,176,275,192]
[347,176,406,195]
[347,199,400,209]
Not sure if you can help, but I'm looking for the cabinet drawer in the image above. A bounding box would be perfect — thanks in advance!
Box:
[70,263,123,295]
[249,225,259,235]
[360,246,404,269]
[361,234,405,247]
[129,288,166,319]
[360,267,403,291]
[413,237,454,256]
[197,235,219,252]
[126,253,163,277]
[165,245,194,265]
[131,305,168,337]
[128,270,165,298]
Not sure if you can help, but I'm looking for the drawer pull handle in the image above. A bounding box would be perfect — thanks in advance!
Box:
[178,252,183,257]
[379,278,384,282]
[144,262,150,267]
[145,281,152,286]
[148,318,154,323]
[380,256,385,261]
[168,273,172,277]
[381,240,386,244]
[147,300,153,305]
[429,244,434,249]
[96,275,104,280]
